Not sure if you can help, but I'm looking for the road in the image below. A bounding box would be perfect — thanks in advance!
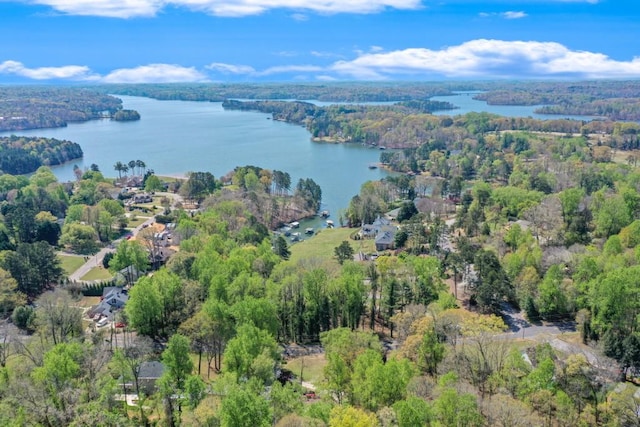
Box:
[67,216,156,282]
[66,191,184,282]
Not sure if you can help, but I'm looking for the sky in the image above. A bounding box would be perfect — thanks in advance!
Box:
[0,0,639,83]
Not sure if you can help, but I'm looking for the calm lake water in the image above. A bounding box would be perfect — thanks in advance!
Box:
[430,91,599,121]
[1,93,598,225]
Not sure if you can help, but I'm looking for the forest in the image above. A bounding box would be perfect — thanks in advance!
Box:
[222,99,631,150]
[0,83,639,426]
[0,135,83,174]
[100,80,640,120]
[0,87,139,132]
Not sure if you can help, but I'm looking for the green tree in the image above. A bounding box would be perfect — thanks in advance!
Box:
[31,342,83,414]
[433,387,484,427]
[273,235,291,260]
[220,381,272,427]
[59,222,99,254]
[393,396,432,427]
[125,276,162,337]
[351,350,414,411]
[145,174,164,192]
[223,323,279,384]
[108,239,149,286]
[536,265,569,320]
[321,328,382,403]
[396,201,418,222]
[471,249,514,314]
[0,268,26,318]
[180,171,217,202]
[334,240,354,264]
[1,241,64,298]
[159,334,195,425]
[114,161,125,179]
[416,327,445,376]
[328,405,379,427]
[593,193,631,237]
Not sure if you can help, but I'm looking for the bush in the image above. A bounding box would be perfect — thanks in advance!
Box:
[81,281,115,297]
[102,252,114,269]
[12,305,36,332]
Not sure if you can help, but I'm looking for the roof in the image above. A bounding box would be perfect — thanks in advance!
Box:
[102,287,128,306]
[375,230,395,245]
[372,216,391,227]
[138,361,165,379]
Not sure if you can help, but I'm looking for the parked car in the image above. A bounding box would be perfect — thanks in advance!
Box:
[96,318,109,327]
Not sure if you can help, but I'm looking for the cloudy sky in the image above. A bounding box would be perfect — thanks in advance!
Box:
[0,0,638,83]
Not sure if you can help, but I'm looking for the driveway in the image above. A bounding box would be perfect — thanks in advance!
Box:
[67,216,156,282]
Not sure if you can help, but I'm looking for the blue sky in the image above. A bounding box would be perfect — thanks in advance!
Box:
[0,0,638,83]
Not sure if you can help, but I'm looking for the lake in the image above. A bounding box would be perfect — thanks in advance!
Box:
[1,96,388,219]
[430,91,599,121]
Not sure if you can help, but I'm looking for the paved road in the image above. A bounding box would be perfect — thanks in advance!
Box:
[66,191,184,282]
[67,216,156,282]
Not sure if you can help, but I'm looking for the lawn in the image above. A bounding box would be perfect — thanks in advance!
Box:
[58,254,86,275]
[289,227,375,263]
[126,215,152,228]
[77,296,101,308]
[80,267,114,281]
[283,354,327,387]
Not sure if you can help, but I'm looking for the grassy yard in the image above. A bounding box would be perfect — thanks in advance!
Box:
[77,296,101,308]
[80,267,114,281]
[126,215,152,228]
[283,354,327,387]
[289,227,376,263]
[58,254,86,276]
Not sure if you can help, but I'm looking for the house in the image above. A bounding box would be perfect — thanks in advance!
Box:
[153,230,171,247]
[359,215,392,239]
[138,361,165,395]
[87,287,128,320]
[359,215,397,251]
[375,231,396,251]
[151,247,176,267]
[132,193,153,204]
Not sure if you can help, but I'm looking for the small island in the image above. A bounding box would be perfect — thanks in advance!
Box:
[112,109,141,121]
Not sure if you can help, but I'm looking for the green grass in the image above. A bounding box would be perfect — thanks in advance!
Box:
[58,254,86,275]
[80,267,114,281]
[77,296,101,308]
[126,215,152,228]
[283,354,327,386]
[289,227,375,263]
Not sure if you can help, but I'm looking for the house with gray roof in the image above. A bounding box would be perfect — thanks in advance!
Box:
[87,287,128,320]
[138,361,165,395]
[359,215,397,251]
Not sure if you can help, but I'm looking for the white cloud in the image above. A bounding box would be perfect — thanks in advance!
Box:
[27,0,423,18]
[290,13,308,21]
[502,11,527,19]
[315,75,338,81]
[30,0,163,18]
[330,39,640,79]
[259,65,323,75]
[0,60,99,80]
[206,62,256,74]
[479,11,527,19]
[102,64,208,83]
